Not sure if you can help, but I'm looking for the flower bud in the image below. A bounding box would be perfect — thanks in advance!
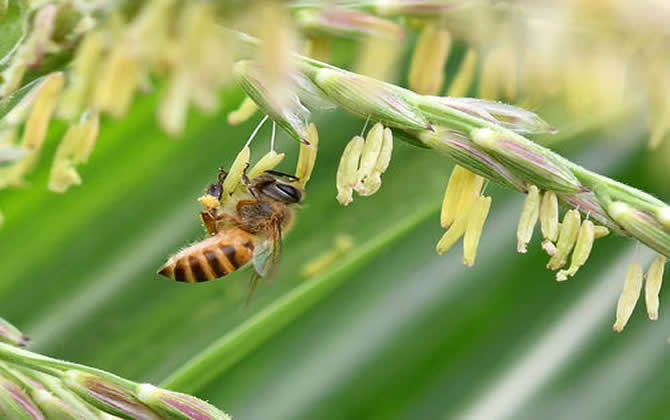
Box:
[295,8,403,40]
[62,371,161,420]
[0,377,45,419]
[463,195,492,267]
[32,389,94,420]
[336,136,364,206]
[645,255,665,320]
[310,67,431,131]
[295,123,319,187]
[137,383,231,420]
[471,128,581,193]
[547,210,581,270]
[516,185,540,253]
[0,318,28,347]
[613,262,643,332]
[234,60,311,143]
[608,202,670,258]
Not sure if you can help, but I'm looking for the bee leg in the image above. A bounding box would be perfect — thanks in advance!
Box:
[217,168,229,183]
[200,212,218,235]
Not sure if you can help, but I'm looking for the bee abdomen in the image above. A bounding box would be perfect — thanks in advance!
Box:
[158,238,254,283]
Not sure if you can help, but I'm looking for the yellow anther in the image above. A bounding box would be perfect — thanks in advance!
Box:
[645,255,666,320]
[436,213,468,255]
[516,185,540,253]
[542,240,557,256]
[22,73,65,151]
[441,166,480,228]
[247,151,285,180]
[408,23,450,95]
[556,220,594,281]
[222,146,250,198]
[94,45,142,117]
[295,123,319,188]
[613,262,643,333]
[447,48,478,98]
[48,112,99,193]
[358,127,393,196]
[547,209,581,270]
[301,234,354,277]
[540,191,559,242]
[463,195,492,267]
[336,136,364,206]
[158,70,190,136]
[58,31,104,120]
[356,122,384,187]
[593,225,610,239]
[228,97,259,126]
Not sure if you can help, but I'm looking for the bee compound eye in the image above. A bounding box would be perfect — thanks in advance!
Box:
[262,182,302,203]
[206,182,223,200]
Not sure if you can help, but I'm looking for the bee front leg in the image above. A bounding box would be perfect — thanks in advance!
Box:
[200,212,218,235]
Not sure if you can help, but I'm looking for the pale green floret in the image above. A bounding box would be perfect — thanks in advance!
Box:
[657,207,670,230]
[547,210,581,270]
[645,255,666,320]
[516,185,540,253]
[613,262,643,333]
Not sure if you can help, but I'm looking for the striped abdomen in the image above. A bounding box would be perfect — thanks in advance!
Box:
[158,228,255,283]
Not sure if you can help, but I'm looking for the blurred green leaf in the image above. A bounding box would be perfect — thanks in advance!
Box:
[0,0,27,66]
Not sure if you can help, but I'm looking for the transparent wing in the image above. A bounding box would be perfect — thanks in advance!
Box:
[248,220,283,303]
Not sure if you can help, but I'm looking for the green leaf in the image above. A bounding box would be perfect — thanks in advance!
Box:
[0,0,28,67]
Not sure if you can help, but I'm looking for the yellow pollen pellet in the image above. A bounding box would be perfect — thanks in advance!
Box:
[355,122,384,188]
[516,185,540,253]
[463,195,492,267]
[593,225,610,239]
[295,123,319,188]
[247,151,285,179]
[198,194,219,211]
[613,262,643,333]
[447,48,478,98]
[547,209,581,270]
[408,23,451,95]
[540,191,559,242]
[228,96,259,126]
[556,220,594,281]
[436,213,468,255]
[222,146,250,198]
[645,255,666,320]
[336,136,364,206]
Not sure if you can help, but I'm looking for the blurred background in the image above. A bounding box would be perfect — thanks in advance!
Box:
[1,1,670,419]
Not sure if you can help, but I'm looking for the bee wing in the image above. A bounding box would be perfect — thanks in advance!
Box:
[247,220,283,303]
[252,219,283,278]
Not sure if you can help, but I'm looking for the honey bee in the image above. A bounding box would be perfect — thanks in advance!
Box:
[157,167,303,286]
